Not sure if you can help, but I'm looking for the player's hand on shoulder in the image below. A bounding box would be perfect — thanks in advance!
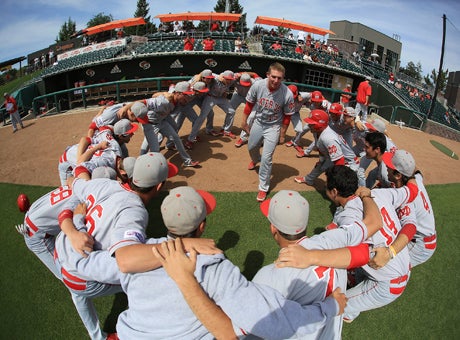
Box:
[182,237,222,255]
[355,186,372,199]
[275,244,314,269]
[152,238,198,286]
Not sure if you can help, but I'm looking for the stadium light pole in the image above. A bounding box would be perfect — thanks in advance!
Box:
[428,14,446,120]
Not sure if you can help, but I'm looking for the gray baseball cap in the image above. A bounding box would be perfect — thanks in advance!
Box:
[132,152,178,188]
[113,119,138,136]
[344,107,357,117]
[174,81,194,95]
[222,70,235,80]
[260,190,309,235]
[382,150,416,177]
[161,186,216,235]
[367,118,386,133]
[201,69,214,78]
[91,166,117,180]
[239,73,252,86]
[131,102,148,122]
[122,156,136,179]
[192,81,209,93]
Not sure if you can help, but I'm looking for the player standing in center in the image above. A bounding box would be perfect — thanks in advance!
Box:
[242,62,295,202]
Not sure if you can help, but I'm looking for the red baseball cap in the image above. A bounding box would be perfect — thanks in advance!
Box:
[329,102,343,115]
[310,91,324,103]
[287,84,298,97]
[304,109,329,128]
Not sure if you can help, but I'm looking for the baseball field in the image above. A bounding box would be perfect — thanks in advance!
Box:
[0,106,459,338]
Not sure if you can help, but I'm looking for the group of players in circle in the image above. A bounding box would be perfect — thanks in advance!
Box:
[14,62,437,339]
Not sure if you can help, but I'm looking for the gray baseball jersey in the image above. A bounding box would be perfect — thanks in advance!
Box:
[92,103,125,128]
[246,79,295,125]
[117,251,338,339]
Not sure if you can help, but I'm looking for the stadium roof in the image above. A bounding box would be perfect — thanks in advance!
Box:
[255,16,334,36]
[0,56,26,69]
[155,12,242,22]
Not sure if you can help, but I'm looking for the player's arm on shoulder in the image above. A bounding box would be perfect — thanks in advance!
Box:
[152,239,237,340]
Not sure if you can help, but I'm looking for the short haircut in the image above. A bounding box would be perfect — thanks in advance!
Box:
[365,131,387,153]
[277,229,306,241]
[326,165,358,198]
[268,62,285,75]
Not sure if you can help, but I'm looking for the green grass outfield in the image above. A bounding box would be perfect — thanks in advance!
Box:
[1,183,459,339]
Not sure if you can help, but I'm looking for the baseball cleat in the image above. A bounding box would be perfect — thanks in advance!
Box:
[206,130,222,137]
[256,190,267,202]
[184,140,194,150]
[248,161,256,170]
[285,140,295,147]
[235,138,247,147]
[184,159,200,168]
[222,130,237,139]
[294,176,314,185]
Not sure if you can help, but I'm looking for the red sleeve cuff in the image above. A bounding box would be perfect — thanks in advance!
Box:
[88,121,97,130]
[334,157,345,166]
[58,209,74,226]
[282,114,291,126]
[74,166,90,178]
[244,101,255,115]
[347,243,370,269]
[400,223,417,240]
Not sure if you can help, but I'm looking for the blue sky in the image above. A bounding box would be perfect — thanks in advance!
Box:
[1,0,459,76]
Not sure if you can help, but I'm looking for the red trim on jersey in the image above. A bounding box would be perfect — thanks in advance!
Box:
[334,157,345,165]
[282,114,291,126]
[423,234,437,249]
[244,101,255,115]
[400,223,417,240]
[88,121,97,130]
[58,209,74,226]
[59,151,68,163]
[406,182,418,203]
[346,243,370,269]
[25,215,39,237]
[74,166,90,178]
[63,278,87,291]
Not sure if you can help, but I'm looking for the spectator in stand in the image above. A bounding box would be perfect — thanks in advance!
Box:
[227,22,235,32]
[48,50,55,65]
[117,28,124,39]
[241,39,249,53]
[303,51,313,62]
[269,28,277,37]
[388,72,395,84]
[34,57,40,70]
[297,31,306,44]
[306,34,312,48]
[202,36,216,51]
[173,21,184,35]
[295,43,304,54]
[270,40,282,50]
[210,21,220,32]
[183,34,195,51]
[234,36,243,52]
[355,76,372,122]
[287,33,295,41]
[340,84,352,107]
[4,92,24,133]
[41,54,46,68]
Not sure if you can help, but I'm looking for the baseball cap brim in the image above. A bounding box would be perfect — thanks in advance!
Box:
[260,198,271,217]
[365,122,377,131]
[196,189,217,215]
[240,80,251,86]
[195,88,209,93]
[136,115,150,124]
[124,123,139,135]
[311,98,323,103]
[303,117,320,125]
[203,75,215,79]
[177,90,194,95]
[382,152,396,170]
[167,162,179,178]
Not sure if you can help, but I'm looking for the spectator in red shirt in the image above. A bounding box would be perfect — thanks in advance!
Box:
[294,44,303,54]
[340,84,352,107]
[183,34,195,51]
[202,36,216,51]
[3,92,24,133]
[210,21,220,32]
[270,40,282,50]
[355,77,372,122]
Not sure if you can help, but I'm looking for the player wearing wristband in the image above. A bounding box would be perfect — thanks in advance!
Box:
[369,150,436,268]
[242,62,295,201]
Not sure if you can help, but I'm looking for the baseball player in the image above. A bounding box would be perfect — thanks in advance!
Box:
[139,187,348,339]
[355,76,372,122]
[369,150,437,268]
[290,90,331,158]
[184,70,237,149]
[284,85,314,155]
[294,110,364,187]
[243,62,295,201]
[323,165,417,322]
[54,152,180,340]
[328,103,355,150]
[131,82,200,168]
[4,92,24,132]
